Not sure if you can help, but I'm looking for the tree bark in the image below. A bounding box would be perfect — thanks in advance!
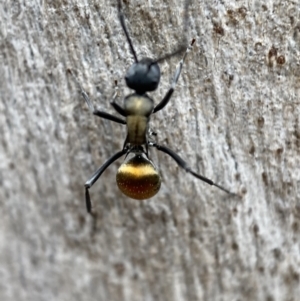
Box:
[1,0,299,300]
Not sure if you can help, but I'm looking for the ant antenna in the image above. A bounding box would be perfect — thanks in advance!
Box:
[117,0,192,65]
[117,0,138,62]
[154,0,192,64]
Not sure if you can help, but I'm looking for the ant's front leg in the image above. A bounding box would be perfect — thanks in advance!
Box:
[69,70,126,124]
[109,80,127,117]
[153,39,195,113]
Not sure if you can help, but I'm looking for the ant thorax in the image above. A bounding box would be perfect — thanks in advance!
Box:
[124,94,154,145]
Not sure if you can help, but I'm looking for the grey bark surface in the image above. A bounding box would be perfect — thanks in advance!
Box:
[1,0,299,300]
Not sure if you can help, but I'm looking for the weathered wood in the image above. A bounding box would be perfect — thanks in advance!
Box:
[0,0,299,300]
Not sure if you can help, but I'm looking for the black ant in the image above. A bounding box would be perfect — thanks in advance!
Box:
[72,0,236,214]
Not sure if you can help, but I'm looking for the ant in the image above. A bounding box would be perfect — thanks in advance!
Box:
[72,0,236,214]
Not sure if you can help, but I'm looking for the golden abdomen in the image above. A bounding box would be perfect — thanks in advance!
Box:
[116,155,161,200]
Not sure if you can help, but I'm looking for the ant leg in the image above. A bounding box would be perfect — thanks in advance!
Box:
[151,142,237,196]
[69,70,126,124]
[110,80,126,117]
[93,110,126,124]
[85,148,128,213]
[153,39,195,113]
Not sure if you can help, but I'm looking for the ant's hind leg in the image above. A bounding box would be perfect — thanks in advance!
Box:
[84,148,127,214]
[153,39,195,113]
[151,142,238,196]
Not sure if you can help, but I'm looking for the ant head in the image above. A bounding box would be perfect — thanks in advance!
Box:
[125,58,161,94]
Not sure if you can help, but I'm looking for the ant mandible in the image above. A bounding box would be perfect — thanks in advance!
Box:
[72,0,236,214]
